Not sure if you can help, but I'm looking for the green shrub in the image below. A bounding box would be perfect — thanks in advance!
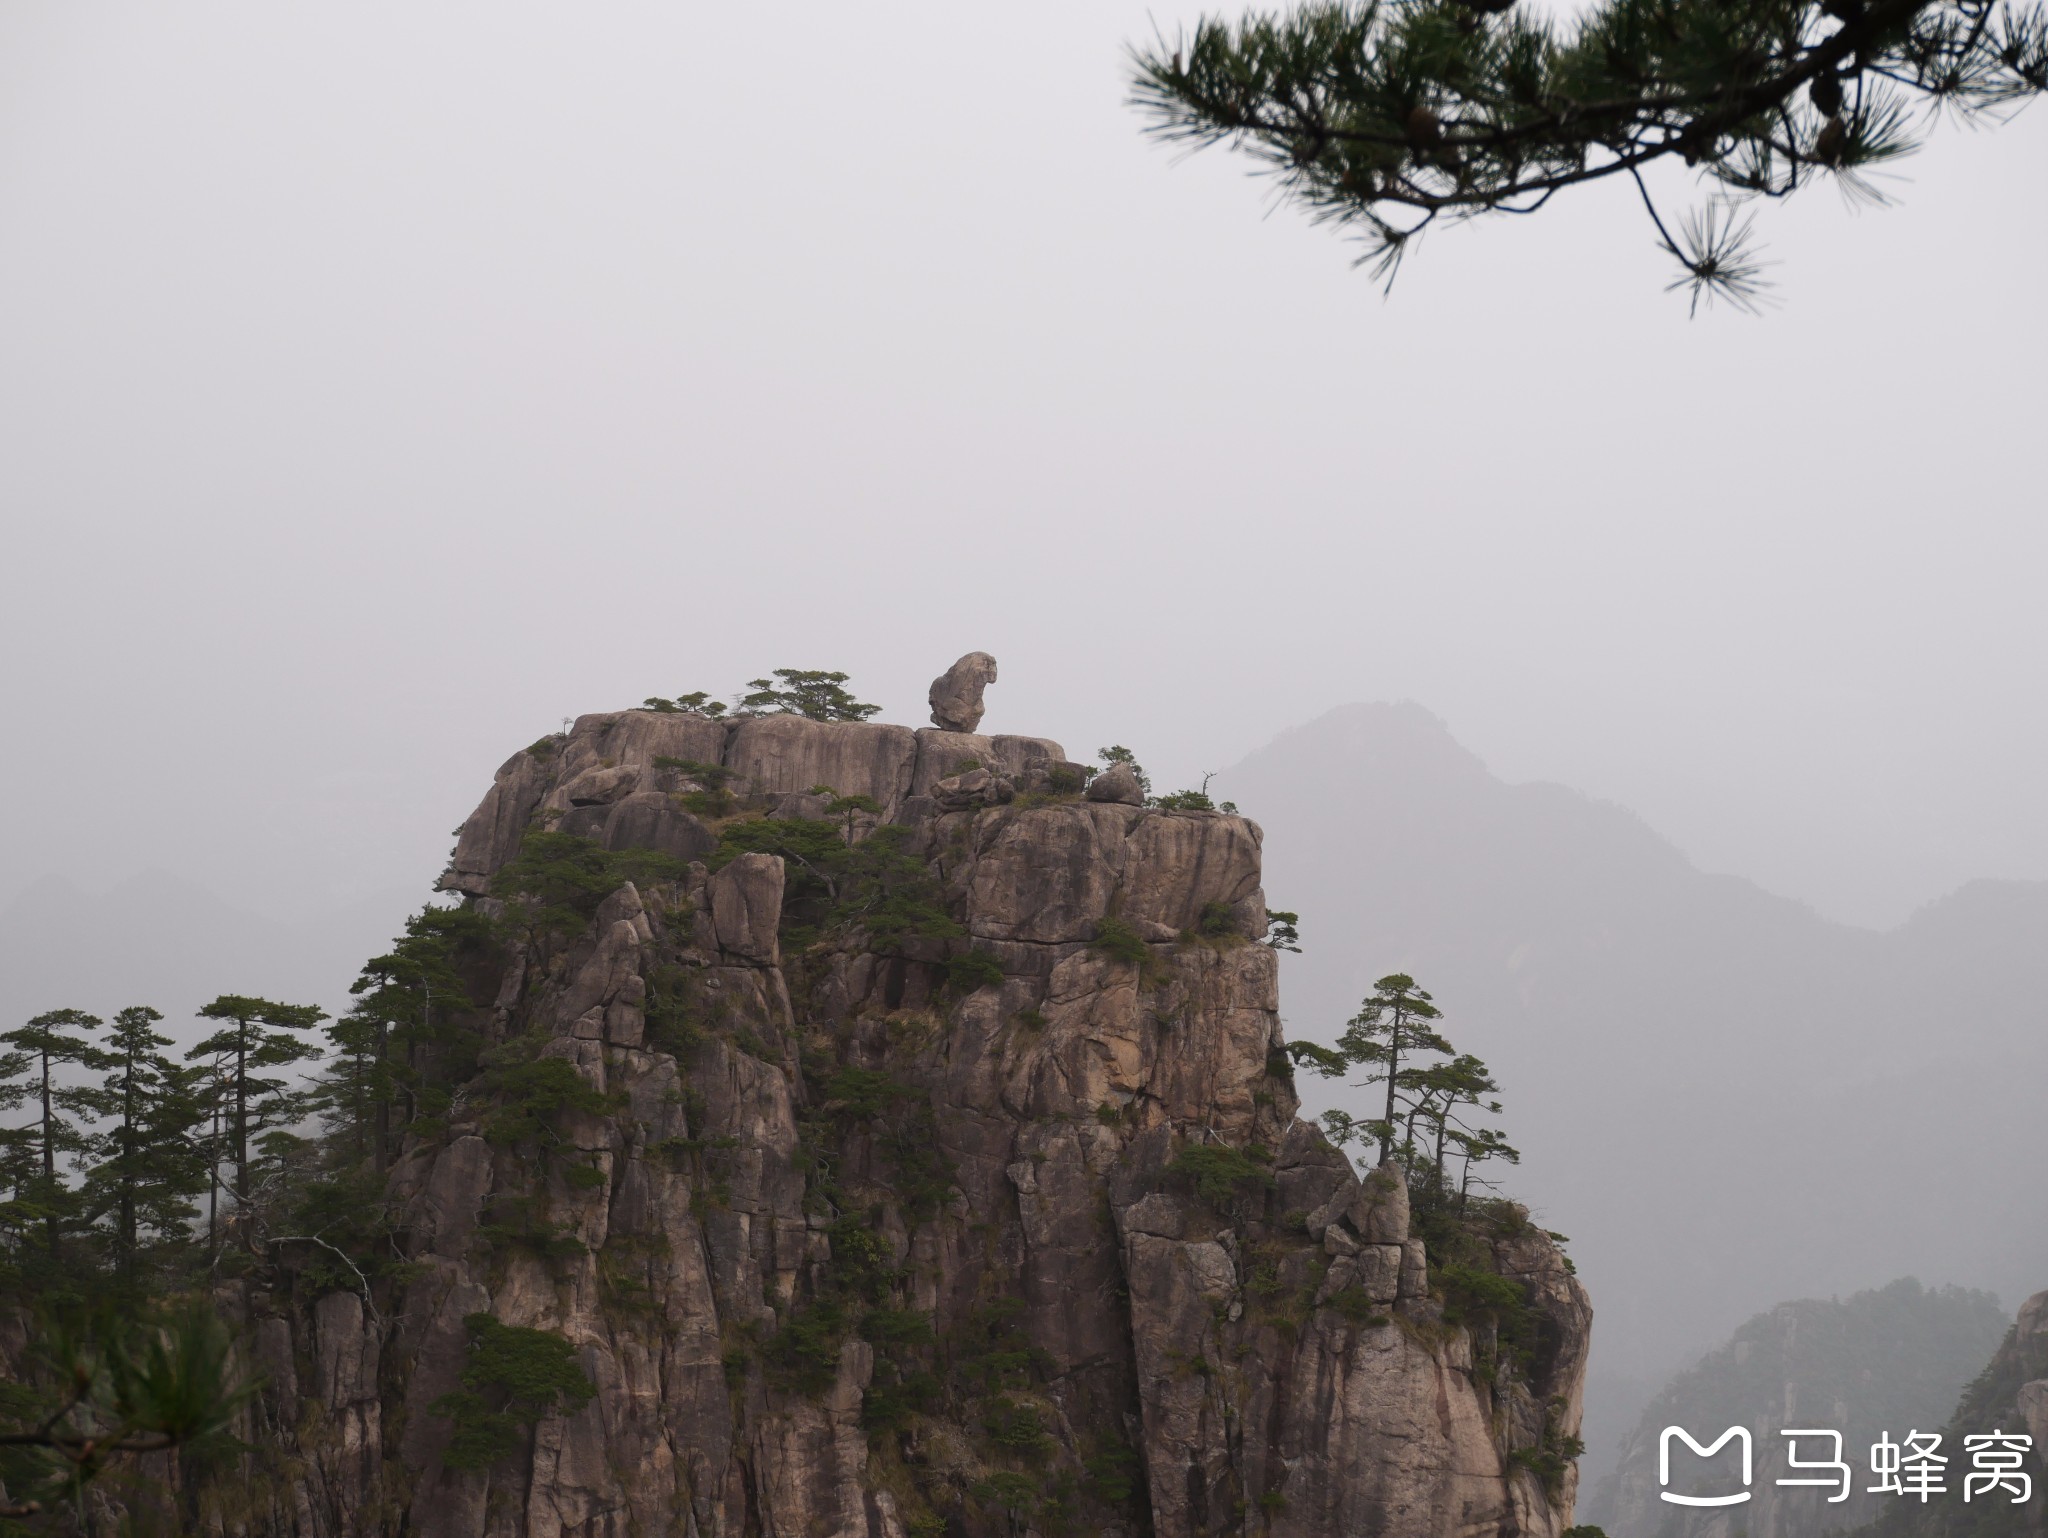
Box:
[1510,1428,1587,1493]
[478,1198,589,1262]
[429,1314,595,1470]
[946,949,1006,993]
[972,1471,1041,1519]
[1088,917,1151,969]
[861,1363,940,1432]
[822,1066,916,1120]
[950,1297,1051,1393]
[735,669,880,722]
[825,1211,898,1300]
[492,831,690,937]
[1164,1143,1274,1207]
[982,1396,1054,1456]
[859,1307,935,1347]
[1154,789,1215,811]
[762,1299,849,1393]
[713,820,961,953]
[1323,1287,1391,1327]
[653,757,737,817]
[642,691,729,718]
[1438,1261,1529,1323]
[645,964,706,1054]
[479,1037,617,1147]
[1084,1440,1140,1504]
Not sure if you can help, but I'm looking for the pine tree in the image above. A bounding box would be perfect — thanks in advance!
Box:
[1130,0,2048,308]
[735,669,882,721]
[1405,1051,1503,1196]
[0,1010,114,1267]
[186,995,327,1252]
[1335,973,1452,1166]
[84,1007,210,1290]
[326,907,486,1172]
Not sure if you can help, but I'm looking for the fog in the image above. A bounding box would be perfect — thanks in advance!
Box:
[2,0,2044,1489]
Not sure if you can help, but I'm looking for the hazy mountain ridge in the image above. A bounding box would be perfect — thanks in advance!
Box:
[1586,1278,2011,1537]
[1212,702,2048,1481]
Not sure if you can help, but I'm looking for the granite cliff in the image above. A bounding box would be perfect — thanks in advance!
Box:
[243,667,1591,1538]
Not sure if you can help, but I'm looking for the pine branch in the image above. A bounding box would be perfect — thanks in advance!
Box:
[1131,0,2048,304]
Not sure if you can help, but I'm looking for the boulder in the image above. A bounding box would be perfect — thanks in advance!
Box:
[1351,1161,1412,1243]
[931,767,1015,811]
[927,650,998,732]
[911,728,1065,796]
[1085,762,1145,805]
[561,764,641,806]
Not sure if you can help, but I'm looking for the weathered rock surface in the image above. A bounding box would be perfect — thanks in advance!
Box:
[257,699,1598,1538]
[928,651,998,732]
[1086,761,1145,805]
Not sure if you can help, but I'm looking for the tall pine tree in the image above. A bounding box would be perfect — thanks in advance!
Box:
[0,1009,114,1269]
[187,996,326,1253]
[85,1007,210,1291]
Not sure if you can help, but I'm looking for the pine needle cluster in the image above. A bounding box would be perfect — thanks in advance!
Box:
[1131,0,2048,307]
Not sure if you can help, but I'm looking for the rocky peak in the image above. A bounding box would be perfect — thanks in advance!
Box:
[268,692,1587,1538]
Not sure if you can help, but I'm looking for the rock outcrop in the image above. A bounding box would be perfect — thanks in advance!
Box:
[928,652,998,733]
[259,699,1587,1538]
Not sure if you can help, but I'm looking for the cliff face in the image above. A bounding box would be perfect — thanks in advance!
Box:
[264,706,1590,1538]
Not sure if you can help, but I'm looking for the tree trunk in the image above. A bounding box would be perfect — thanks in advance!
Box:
[373,1018,390,1174]
[39,1045,57,1258]
[1378,1008,1402,1166]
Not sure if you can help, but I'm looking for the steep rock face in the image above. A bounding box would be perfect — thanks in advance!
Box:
[273,706,1588,1538]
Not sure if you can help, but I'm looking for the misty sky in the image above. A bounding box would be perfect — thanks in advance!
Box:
[2,2,2044,933]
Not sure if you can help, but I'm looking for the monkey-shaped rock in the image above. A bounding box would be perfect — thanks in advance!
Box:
[928,650,998,732]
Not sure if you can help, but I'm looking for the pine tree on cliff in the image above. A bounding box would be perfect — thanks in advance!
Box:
[1341,972,1451,1165]
[736,669,881,721]
[0,1009,114,1265]
[1129,0,2047,308]
[330,907,487,1173]
[83,1006,210,1290]
[187,995,327,1252]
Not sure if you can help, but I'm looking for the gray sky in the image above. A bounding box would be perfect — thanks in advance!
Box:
[2,1,2044,931]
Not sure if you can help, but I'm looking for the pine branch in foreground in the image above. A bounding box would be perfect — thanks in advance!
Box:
[1130,0,2048,309]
